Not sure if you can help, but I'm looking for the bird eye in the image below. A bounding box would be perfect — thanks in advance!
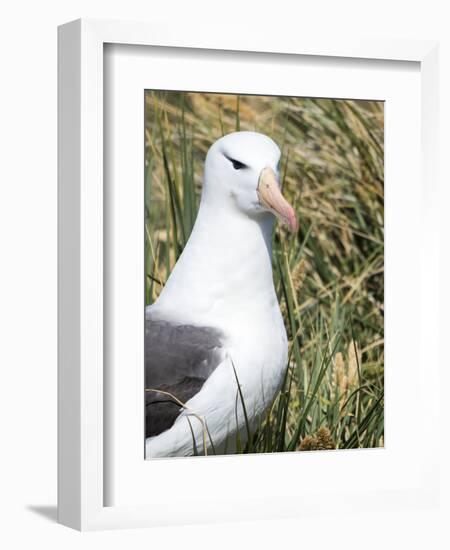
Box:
[225,155,246,170]
[231,159,246,170]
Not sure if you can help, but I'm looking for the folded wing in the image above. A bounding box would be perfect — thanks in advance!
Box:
[145,309,225,438]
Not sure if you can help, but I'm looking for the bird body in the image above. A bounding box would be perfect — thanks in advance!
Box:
[145,131,297,458]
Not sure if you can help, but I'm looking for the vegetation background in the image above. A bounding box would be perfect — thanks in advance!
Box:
[145,91,384,453]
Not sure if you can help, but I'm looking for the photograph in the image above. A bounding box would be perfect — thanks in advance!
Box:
[144,91,384,458]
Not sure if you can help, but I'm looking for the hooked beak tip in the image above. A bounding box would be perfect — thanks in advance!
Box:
[286,208,298,233]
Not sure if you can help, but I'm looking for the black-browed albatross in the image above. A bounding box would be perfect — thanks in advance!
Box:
[145,131,297,458]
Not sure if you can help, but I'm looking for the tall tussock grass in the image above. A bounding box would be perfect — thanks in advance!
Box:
[145,91,384,452]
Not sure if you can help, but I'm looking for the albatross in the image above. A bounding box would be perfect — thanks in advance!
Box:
[145,131,297,458]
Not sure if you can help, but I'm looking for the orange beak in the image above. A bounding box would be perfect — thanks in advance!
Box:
[257,167,298,233]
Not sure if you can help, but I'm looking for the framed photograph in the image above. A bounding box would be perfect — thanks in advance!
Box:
[58,19,439,530]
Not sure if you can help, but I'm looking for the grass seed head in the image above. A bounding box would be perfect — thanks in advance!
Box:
[298,427,335,451]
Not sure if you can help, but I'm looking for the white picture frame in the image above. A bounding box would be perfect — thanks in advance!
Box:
[58,18,440,531]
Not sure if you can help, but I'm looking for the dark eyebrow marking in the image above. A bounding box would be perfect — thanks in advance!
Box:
[223,153,248,170]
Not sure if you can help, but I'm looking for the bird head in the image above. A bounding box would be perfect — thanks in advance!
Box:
[203,131,298,233]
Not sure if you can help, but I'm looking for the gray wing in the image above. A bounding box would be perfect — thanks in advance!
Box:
[145,309,225,438]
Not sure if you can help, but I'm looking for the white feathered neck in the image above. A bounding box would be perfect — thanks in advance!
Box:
[151,195,278,330]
